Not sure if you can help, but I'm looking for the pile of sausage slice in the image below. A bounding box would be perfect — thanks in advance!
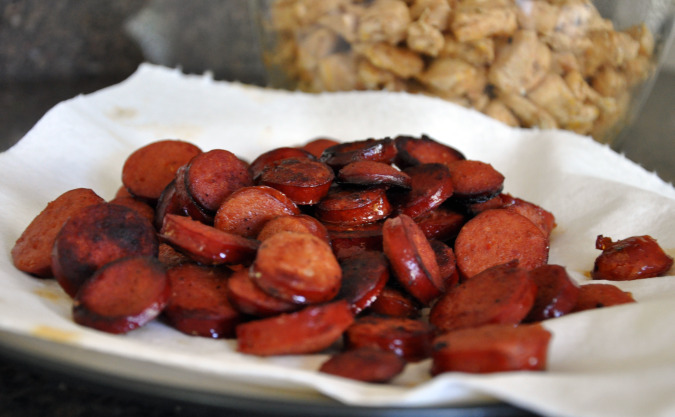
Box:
[11,135,673,383]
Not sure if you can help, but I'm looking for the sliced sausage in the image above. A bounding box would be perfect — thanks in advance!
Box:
[326,221,384,260]
[592,235,674,281]
[336,251,389,314]
[164,263,241,338]
[52,203,159,297]
[430,239,460,289]
[160,214,259,266]
[121,139,202,201]
[571,283,636,313]
[251,231,341,304]
[249,147,315,181]
[154,180,184,230]
[446,160,504,204]
[186,149,253,212]
[174,165,215,225]
[390,163,454,219]
[109,195,155,225]
[454,209,549,280]
[319,347,406,383]
[257,214,330,244]
[320,137,397,169]
[413,206,467,243]
[394,134,465,169]
[344,316,435,362]
[226,268,299,317]
[429,261,537,332]
[315,186,392,226]
[367,286,421,318]
[257,158,334,205]
[524,264,580,322]
[382,214,444,304]
[214,186,300,238]
[157,242,191,268]
[236,300,354,356]
[431,323,551,375]
[299,137,340,158]
[502,196,556,238]
[12,188,104,278]
[73,256,169,334]
[337,161,412,189]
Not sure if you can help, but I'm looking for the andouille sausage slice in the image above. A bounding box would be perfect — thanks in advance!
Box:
[248,147,315,181]
[367,286,421,318]
[445,160,504,204]
[214,186,300,238]
[394,134,465,169]
[467,194,556,238]
[390,163,454,219]
[413,207,467,243]
[226,268,299,317]
[236,300,354,356]
[121,139,202,201]
[382,214,444,304]
[258,158,334,205]
[325,221,384,260]
[454,209,549,280]
[315,186,392,226]
[429,261,537,332]
[344,316,435,362]
[524,264,579,322]
[319,347,406,383]
[52,203,159,297]
[73,256,169,334]
[431,323,551,375]
[337,161,412,189]
[164,263,241,338]
[257,214,330,244]
[571,283,636,313]
[154,180,184,230]
[299,137,340,158]
[320,137,397,169]
[109,196,155,225]
[157,242,191,268]
[592,235,674,281]
[186,149,253,212]
[336,251,389,314]
[251,231,341,304]
[430,239,459,289]
[160,214,259,266]
[12,188,104,278]
[173,165,214,225]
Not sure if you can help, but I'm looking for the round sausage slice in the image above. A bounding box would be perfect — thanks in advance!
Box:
[258,158,334,205]
[319,347,406,383]
[257,214,330,244]
[524,264,579,322]
[391,163,454,219]
[337,161,412,189]
[251,231,342,305]
[226,268,299,317]
[336,251,389,314]
[320,137,397,169]
[592,235,674,281]
[344,316,435,362]
[394,134,465,168]
[315,186,392,226]
[571,283,636,313]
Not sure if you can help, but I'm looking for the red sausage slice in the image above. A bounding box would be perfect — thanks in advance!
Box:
[73,256,169,334]
[446,160,504,204]
[319,347,406,383]
[394,134,465,169]
[320,138,397,169]
[368,286,421,318]
[337,161,412,189]
[430,239,459,289]
[592,235,674,281]
[174,165,215,225]
[52,203,159,297]
[257,214,330,244]
[109,196,155,226]
[160,214,259,266]
[431,323,551,375]
[236,300,354,356]
[186,149,253,212]
[258,158,334,205]
[121,139,202,201]
[413,207,467,243]
[251,231,342,304]
[226,268,299,317]
[454,209,549,280]
[429,261,537,332]
[391,163,454,219]
[12,188,104,278]
[336,251,389,314]
[571,283,636,313]
[326,221,384,260]
[382,214,443,305]
[164,263,241,338]
[248,147,315,181]
[214,186,300,238]
[344,316,435,362]
[299,138,340,158]
[315,186,392,226]
[524,264,580,322]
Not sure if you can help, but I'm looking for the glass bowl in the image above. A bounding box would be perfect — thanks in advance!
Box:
[251,0,675,145]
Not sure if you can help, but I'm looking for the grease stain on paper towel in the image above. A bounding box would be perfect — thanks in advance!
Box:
[107,106,138,120]
[32,325,80,343]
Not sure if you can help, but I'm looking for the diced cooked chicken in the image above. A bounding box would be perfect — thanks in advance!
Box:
[625,23,655,57]
[483,99,520,127]
[409,0,452,30]
[623,55,653,87]
[527,73,598,132]
[515,0,559,36]
[550,51,581,75]
[451,0,518,42]
[564,70,617,114]
[500,92,558,129]
[356,58,406,91]
[488,30,551,95]
[296,28,341,74]
[591,66,628,98]
[270,0,352,29]
[355,42,425,78]
[417,57,486,97]
[318,11,360,43]
[315,53,360,91]
[580,30,640,76]
[407,19,445,56]
[440,34,495,66]
[357,0,411,44]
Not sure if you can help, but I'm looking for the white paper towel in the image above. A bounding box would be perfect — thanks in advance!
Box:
[1,64,674,417]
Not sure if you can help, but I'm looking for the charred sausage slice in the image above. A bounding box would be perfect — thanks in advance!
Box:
[226,268,299,317]
[344,316,435,362]
[367,286,421,318]
[390,163,454,219]
[336,251,389,314]
[571,283,636,313]
[325,221,384,260]
[337,161,412,189]
[592,235,674,280]
[394,134,465,168]
[249,147,315,181]
[320,138,397,169]
[73,256,169,334]
[524,264,579,322]
[258,158,334,205]
[257,214,330,244]
[446,160,504,204]
[319,347,406,383]
[315,186,392,226]
[299,137,340,158]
